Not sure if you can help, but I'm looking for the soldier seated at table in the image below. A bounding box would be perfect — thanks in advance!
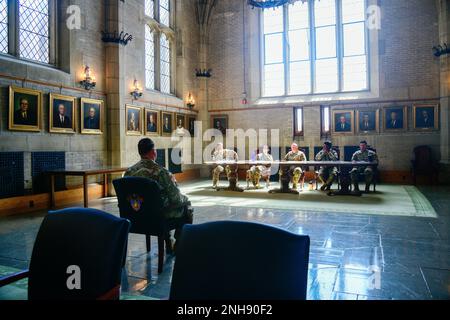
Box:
[247,145,273,189]
[124,138,193,250]
[212,143,239,189]
[350,140,379,193]
[315,141,339,191]
[281,143,307,190]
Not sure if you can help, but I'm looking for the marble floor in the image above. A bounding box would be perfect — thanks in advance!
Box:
[0,182,449,300]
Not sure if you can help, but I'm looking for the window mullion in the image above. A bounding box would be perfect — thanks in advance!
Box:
[7,0,18,56]
[309,0,316,94]
[284,4,289,96]
[337,0,343,92]
[155,32,161,91]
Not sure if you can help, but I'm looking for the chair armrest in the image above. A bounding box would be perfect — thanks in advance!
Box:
[0,270,29,288]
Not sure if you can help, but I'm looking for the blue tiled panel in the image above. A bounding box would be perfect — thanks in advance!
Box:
[31,152,66,193]
[168,148,182,174]
[156,149,166,169]
[0,152,24,198]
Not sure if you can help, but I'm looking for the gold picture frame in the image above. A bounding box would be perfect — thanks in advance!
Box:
[356,109,380,134]
[49,94,77,134]
[413,104,439,131]
[383,106,408,132]
[332,109,354,135]
[9,86,42,132]
[175,113,187,135]
[80,98,104,135]
[211,114,228,135]
[144,109,161,136]
[161,111,174,137]
[126,105,143,136]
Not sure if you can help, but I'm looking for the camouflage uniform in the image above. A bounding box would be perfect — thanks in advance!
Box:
[282,150,307,189]
[350,149,379,189]
[315,149,339,189]
[247,152,273,188]
[212,149,238,188]
[124,159,190,219]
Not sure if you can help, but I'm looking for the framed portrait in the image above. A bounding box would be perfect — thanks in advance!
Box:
[332,110,354,134]
[80,98,104,135]
[356,109,380,134]
[49,94,76,134]
[145,109,160,136]
[9,86,42,132]
[211,115,228,135]
[126,105,143,136]
[383,106,407,131]
[413,104,439,131]
[188,116,196,136]
[161,112,174,136]
[175,114,187,135]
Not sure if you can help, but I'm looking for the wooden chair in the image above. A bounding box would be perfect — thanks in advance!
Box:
[170,221,310,300]
[411,146,439,185]
[113,177,191,274]
[0,208,130,300]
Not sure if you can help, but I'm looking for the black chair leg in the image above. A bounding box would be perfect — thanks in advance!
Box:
[145,235,151,253]
[158,236,165,274]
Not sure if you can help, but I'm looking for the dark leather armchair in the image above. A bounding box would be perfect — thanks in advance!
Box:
[113,177,183,274]
[170,221,310,300]
[411,146,439,185]
[0,208,130,300]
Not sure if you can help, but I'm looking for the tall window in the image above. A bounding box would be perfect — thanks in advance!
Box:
[145,25,155,90]
[160,33,171,94]
[145,0,173,94]
[0,0,7,54]
[0,0,53,64]
[262,0,368,97]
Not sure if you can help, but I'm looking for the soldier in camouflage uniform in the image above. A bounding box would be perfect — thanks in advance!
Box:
[124,138,193,246]
[350,140,379,192]
[315,141,339,191]
[212,143,239,189]
[246,145,273,189]
[282,143,307,190]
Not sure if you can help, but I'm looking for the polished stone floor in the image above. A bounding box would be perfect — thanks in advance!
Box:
[0,183,449,300]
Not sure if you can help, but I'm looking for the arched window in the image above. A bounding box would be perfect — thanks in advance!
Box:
[144,0,173,94]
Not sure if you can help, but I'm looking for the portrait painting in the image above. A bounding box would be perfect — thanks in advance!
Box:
[145,109,160,136]
[413,104,439,130]
[357,109,379,133]
[126,105,143,136]
[332,110,354,134]
[9,86,42,132]
[80,98,104,135]
[211,115,228,135]
[161,112,174,136]
[49,94,76,134]
[175,114,187,135]
[384,106,407,131]
[188,116,196,136]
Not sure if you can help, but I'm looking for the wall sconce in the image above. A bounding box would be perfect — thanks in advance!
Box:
[130,79,143,100]
[80,66,96,91]
[186,92,195,109]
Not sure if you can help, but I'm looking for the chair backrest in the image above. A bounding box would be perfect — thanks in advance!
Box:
[170,221,310,300]
[113,177,166,235]
[413,146,433,169]
[28,208,130,300]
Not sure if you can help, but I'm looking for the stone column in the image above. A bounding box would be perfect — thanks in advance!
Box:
[104,0,126,169]
[438,0,450,183]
